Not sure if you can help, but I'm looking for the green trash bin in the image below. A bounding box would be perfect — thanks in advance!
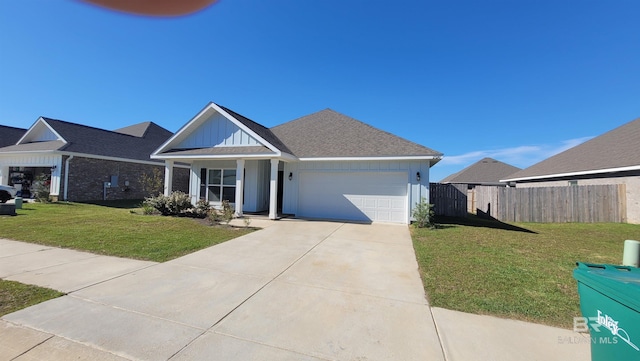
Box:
[573,262,640,361]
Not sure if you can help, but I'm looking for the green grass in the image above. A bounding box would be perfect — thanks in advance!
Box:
[411,215,639,329]
[0,201,254,262]
[0,280,63,317]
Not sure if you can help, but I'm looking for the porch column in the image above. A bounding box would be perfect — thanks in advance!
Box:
[269,159,279,219]
[235,159,245,217]
[163,160,174,196]
[0,165,8,185]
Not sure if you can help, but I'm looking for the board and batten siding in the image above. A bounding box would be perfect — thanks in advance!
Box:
[176,112,260,149]
[282,160,430,223]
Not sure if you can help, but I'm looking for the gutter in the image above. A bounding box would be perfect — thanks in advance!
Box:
[63,155,74,201]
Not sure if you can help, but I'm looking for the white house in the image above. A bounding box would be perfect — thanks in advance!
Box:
[152,102,442,224]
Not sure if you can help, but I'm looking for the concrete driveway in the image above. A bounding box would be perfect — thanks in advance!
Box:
[2,221,444,360]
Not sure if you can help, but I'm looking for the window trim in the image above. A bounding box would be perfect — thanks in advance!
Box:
[205,168,236,205]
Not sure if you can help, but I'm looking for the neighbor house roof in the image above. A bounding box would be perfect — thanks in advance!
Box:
[502,117,640,182]
[440,157,521,185]
[271,109,442,160]
[0,125,26,148]
[0,118,172,163]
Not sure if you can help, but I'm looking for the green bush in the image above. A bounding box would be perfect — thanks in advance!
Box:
[412,197,435,228]
[143,191,193,216]
[182,199,210,218]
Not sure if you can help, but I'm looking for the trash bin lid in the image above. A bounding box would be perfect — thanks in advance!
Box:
[573,263,640,312]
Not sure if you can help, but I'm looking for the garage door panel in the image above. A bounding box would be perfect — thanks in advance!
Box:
[298,172,407,223]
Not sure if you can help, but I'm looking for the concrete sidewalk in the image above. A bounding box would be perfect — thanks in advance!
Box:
[1,222,590,360]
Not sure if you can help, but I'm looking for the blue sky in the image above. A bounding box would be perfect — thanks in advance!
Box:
[1,0,639,181]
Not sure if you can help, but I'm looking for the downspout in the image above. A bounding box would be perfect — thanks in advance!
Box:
[63,155,74,201]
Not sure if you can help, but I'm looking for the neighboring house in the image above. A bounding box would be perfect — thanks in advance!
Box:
[0,125,27,148]
[502,117,640,223]
[436,157,521,214]
[0,117,189,201]
[440,157,521,187]
[152,102,442,224]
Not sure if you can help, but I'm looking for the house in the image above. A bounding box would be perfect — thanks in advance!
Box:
[0,125,27,148]
[440,157,521,187]
[435,157,521,215]
[501,117,640,223]
[0,117,189,201]
[152,102,442,224]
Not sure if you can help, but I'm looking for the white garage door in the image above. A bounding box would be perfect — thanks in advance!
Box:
[297,171,408,223]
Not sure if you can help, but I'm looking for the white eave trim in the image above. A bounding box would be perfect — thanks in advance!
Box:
[17,117,68,145]
[298,155,442,162]
[152,102,285,156]
[0,149,190,168]
[151,151,297,162]
[501,164,640,182]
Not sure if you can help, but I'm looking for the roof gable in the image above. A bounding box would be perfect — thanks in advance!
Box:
[177,111,261,148]
[18,117,66,144]
[503,117,640,181]
[1,117,172,163]
[153,102,289,158]
[441,157,521,184]
[271,109,442,160]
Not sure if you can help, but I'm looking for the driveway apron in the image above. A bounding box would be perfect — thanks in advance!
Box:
[2,221,444,361]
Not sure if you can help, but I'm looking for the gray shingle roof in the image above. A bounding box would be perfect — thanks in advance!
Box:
[271,109,442,158]
[0,140,66,152]
[218,105,293,155]
[0,118,172,163]
[440,157,521,184]
[503,117,640,181]
[0,125,26,148]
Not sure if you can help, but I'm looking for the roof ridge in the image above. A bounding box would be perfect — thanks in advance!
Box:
[43,117,146,139]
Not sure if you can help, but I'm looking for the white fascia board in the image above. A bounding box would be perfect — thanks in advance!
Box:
[17,117,68,145]
[57,151,168,167]
[152,153,280,161]
[501,164,640,182]
[152,102,215,156]
[298,155,441,162]
[213,103,282,154]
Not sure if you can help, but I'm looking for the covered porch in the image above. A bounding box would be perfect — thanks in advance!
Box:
[162,158,286,220]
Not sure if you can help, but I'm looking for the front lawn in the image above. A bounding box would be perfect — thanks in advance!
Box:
[412,215,638,329]
[0,201,254,262]
[0,280,63,317]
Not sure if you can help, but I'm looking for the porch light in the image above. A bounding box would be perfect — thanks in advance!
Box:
[416,172,421,181]
[50,165,57,171]
[288,172,293,181]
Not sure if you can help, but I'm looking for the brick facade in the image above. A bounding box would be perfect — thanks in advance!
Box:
[62,156,189,201]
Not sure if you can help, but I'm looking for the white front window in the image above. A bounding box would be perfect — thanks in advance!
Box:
[206,168,236,204]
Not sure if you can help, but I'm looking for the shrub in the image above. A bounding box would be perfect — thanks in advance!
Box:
[141,202,157,215]
[139,168,164,197]
[182,199,210,218]
[143,191,192,216]
[412,197,435,228]
[33,174,51,203]
[220,200,234,224]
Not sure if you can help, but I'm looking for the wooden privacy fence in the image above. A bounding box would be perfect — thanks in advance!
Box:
[474,184,627,223]
[429,183,467,217]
